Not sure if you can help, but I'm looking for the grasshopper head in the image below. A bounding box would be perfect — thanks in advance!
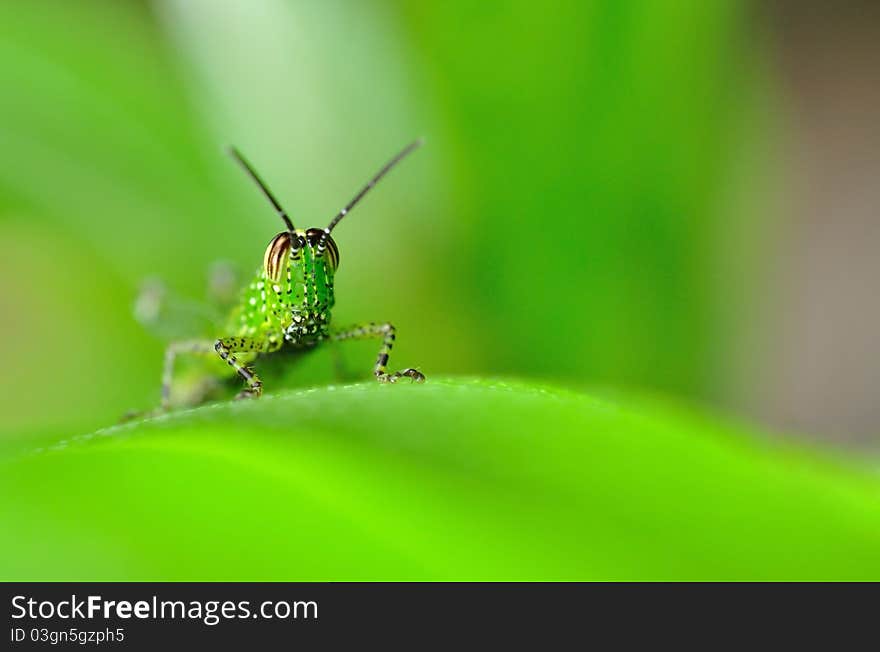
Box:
[232,138,420,285]
[262,229,339,284]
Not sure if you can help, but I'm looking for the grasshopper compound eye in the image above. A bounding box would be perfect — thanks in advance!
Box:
[262,232,294,283]
[306,227,340,270]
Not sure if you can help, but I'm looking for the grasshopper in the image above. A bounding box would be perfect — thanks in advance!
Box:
[140,140,425,414]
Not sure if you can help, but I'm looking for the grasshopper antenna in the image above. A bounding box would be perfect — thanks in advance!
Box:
[228,146,296,234]
[325,138,423,234]
[314,139,422,261]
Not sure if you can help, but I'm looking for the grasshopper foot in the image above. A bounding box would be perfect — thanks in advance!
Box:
[119,409,142,423]
[376,368,426,384]
[235,387,262,400]
[119,406,168,423]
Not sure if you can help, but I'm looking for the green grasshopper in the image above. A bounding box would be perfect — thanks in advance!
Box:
[140,140,425,414]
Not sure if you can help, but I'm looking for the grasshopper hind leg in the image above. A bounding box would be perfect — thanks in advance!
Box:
[161,339,218,410]
[121,338,216,421]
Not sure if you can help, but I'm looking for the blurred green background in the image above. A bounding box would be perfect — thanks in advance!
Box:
[0,0,769,437]
[1,0,878,579]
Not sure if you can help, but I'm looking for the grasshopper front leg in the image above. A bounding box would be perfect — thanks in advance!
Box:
[159,336,276,410]
[214,336,280,399]
[331,322,425,383]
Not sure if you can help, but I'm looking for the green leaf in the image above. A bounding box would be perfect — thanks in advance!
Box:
[2,379,879,580]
